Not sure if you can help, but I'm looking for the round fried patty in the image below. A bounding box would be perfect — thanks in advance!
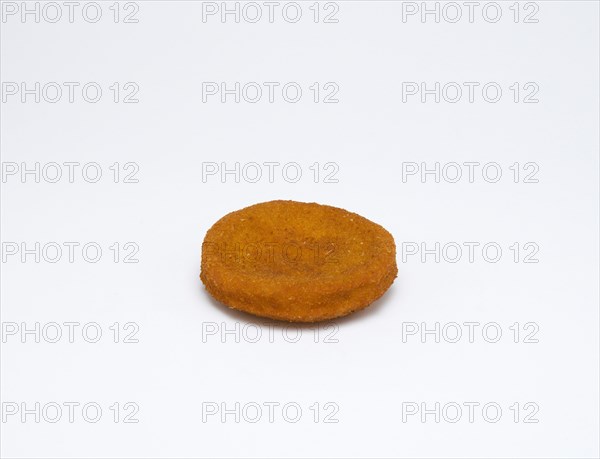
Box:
[200,200,397,322]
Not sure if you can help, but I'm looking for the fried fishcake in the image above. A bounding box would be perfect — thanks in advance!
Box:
[200,200,397,322]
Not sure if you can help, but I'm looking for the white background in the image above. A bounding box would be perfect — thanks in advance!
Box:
[1,1,599,458]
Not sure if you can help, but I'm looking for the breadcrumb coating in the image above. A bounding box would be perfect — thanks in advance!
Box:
[200,200,397,322]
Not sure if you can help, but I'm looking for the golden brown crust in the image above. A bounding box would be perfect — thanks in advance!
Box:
[200,200,397,322]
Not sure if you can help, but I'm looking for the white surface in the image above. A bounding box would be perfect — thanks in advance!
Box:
[1,1,599,458]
